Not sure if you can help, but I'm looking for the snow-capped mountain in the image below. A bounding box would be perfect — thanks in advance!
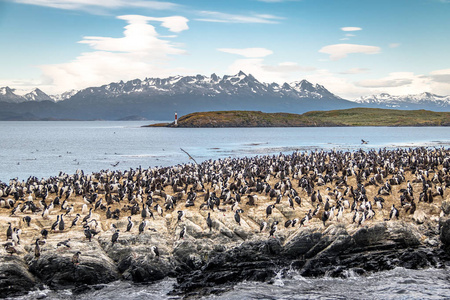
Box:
[2,71,448,121]
[71,71,340,101]
[23,88,53,102]
[355,92,450,108]
[0,87,26,103]
[0,87,54,103]
[50,89,78,102]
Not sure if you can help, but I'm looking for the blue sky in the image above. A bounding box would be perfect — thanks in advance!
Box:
[0,0,449,99]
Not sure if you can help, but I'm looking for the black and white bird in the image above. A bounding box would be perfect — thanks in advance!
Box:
[179,226,186,240]
[126,216,134,232]
[138,220,148,234]
[72,251,81,265]
[269,223,277,237]
[82,208,92,223]
[234,210,241,226]
[111,229,119,245]
[6,222,12,240]
[57,239,71,248]
[206,212,213,232]
[389,204,399,220]
[34,238,41,258]
[260,221,267,233]
[71,214,81,228]
[177,210,185,222]
[58,214,65,232]
[84,226,92,242]
[51,215,60,231]
[151,245,160,257]
[266,204,275,218]
[23,216,31,227]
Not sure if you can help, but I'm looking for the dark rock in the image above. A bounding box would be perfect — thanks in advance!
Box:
[0,256,36,298]
[439,217,450,246]
[27,252,119,289]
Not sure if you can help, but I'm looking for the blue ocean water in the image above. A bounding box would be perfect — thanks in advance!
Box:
[1,121,450,182]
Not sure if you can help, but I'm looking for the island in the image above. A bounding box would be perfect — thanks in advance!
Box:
[1,147,450,298]
[146,108,450,128]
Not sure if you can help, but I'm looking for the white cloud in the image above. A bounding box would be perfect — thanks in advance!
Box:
[356,78,413,88]
[36,14,190,93]
[196,11,283,24]
[352,71,450,97]
[428,68,450,84]
[341,27,362,31]
[319,44,381,60]
[389,43,401,48]
[12,0,178,12]
[218,48,273,58]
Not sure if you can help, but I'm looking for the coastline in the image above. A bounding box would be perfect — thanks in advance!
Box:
[145,109,450,128]
[1,147,450,298]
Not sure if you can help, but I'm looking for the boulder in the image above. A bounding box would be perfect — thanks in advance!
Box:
[413,210,427,224]
[0,255,36,298]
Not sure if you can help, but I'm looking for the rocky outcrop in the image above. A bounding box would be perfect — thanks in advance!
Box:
[0,256,36,298]
[2,218,450,298]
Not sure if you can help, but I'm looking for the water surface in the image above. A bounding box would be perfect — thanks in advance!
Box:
[1,121,449,182]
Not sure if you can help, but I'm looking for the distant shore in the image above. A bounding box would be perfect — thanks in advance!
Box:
[145,108,450,128]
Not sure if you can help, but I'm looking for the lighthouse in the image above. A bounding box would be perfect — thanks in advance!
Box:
[174,112,178,125]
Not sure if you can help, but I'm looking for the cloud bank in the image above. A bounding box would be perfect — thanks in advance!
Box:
[39,15,189,93]
[319,44,381,60]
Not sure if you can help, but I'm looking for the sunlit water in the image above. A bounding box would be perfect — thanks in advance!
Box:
[1,121,450,182]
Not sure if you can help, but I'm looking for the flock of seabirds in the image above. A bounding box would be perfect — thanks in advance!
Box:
[1,146,450,266]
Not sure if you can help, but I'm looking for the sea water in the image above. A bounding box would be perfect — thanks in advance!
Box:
[1,121,449,182]
[11,267,450,299]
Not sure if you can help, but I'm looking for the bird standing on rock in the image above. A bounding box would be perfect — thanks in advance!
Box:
[34,238,41,258]
[389,204,399,220]
[126,216,134,232]
[59,214,65,232]
[72,251,81,265]
[112,229,119,245]
[234,210,241,226]
[139,220,148,234]
[151,245,160,257]
[206,212,213,232]
[179,226,186,240]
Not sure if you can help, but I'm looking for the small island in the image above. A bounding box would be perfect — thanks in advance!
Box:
[146,108,450,128]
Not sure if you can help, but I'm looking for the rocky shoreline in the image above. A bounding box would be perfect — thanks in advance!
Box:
[1,148,450,298]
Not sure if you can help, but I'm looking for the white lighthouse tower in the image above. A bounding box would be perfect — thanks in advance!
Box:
[174,112,178,126]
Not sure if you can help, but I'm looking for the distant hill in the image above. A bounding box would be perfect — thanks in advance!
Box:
[355,92,450,111]
[1,71,449,121]
[152,108,450,127]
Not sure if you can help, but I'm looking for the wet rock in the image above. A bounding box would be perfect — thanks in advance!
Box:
[0,255,36,298]
[27,248,120,289]
[439,217,450,246]
[441,200,450,216]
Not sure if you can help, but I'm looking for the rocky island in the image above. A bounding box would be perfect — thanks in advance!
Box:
[1,147,450,298]
[146,108,450,127]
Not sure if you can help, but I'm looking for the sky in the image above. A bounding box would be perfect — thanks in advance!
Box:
[0,0,449,100]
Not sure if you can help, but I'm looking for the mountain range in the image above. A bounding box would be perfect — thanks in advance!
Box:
[1,71,449,120]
